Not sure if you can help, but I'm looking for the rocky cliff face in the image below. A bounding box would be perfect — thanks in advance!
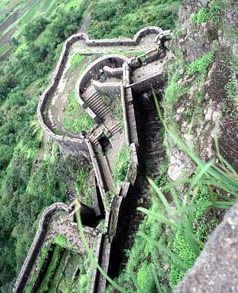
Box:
[168,0,238,291]
[166,0,238,183]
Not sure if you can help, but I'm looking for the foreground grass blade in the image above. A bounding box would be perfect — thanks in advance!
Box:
[76,208,126,293]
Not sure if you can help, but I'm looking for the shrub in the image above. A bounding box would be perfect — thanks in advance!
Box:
[137,263,155,293]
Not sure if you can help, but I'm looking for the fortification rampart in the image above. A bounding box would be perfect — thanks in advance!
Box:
[76,55,127,108]
[30,26,169,293]
[91,80,121,97]
[38,27,165,157]
[13,203,69,293]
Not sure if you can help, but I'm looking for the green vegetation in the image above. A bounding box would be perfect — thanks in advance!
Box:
[225,74,236,102]
[190,6,221,25]
[63,91,94,134]
[111,122,237,292]
[137,263,155,293]
[63,113,94,133]
[0,43,10,57]
[0,2,89,289]
[186,51,215,80]
[75,167,94,207]
[88,0,181,39]
[164,71,187,106]
[25,244,52,293]
[101,94,124,128]
[53,235,74,250]
[38,245,63,293]
[103,49,146,57]
[164,50,215,115]
[48,250,67,293]
[113,145,130,188]
[1,0,237,292]
[111,97,124,129]
[69,53,86,72]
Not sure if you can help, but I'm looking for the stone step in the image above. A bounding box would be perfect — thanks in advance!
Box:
[97,107,110,119]
[90,102,107,114]
[110,122,121,135]
[86,96,103,109]
[87,95,103,108]
[85,91,98,100]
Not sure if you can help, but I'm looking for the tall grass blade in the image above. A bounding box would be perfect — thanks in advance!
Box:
[148,177,171,213]
[76,206,126,293]
[139,232,189,271]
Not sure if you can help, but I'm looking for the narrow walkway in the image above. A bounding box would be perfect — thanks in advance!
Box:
[97,153,115,193]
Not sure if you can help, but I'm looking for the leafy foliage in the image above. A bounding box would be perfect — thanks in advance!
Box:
[186,51,215,79]
[88,0,181,39]
[0,1,89,288]
[23,17,50,41]
[63,91,94,134]
[191,6,221,24]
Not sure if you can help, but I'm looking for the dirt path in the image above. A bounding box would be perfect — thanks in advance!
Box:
[79,12,91,33]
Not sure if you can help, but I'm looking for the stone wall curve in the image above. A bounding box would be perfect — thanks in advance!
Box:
[75,55,128,117]
[38,28,164,157]
[13,203,69,293]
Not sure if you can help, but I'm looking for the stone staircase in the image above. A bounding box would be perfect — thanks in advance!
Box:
[88,121,121,147]
[84,91,110,120]
[108,121,121,136]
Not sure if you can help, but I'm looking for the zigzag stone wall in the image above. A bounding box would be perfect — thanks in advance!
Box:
[38,27,164,157]
[13,203,69,293]
[31,26,168,293]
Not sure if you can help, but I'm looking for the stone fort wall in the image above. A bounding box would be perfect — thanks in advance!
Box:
[38,27,164,157]
[13,203,69,293]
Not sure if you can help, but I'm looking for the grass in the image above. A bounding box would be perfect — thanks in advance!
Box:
[190,5,221,25]
[76,205,126,293]
[113,144,130,188]
[104,49,146,57]
[63,111,94,133]
[48,250,67,293]
[163,49,215,114]
[25,244,52,293]
[164,71,187,107]
[0,42,10,56]
[63,91,94,134]
[117,138,236,291]
[37,245,62,293]
[87,0,181,39]
[18,0,42,25]
[111,96,124,128]
[75,168,93,206]
[225,73,236,102]
[69,53,86,72]
[53,234,75,251]
[106,85,238,292]
[186,51,215,80]
[0,0,83,56]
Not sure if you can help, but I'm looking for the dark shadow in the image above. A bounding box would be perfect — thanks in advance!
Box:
[98,135,111,154]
